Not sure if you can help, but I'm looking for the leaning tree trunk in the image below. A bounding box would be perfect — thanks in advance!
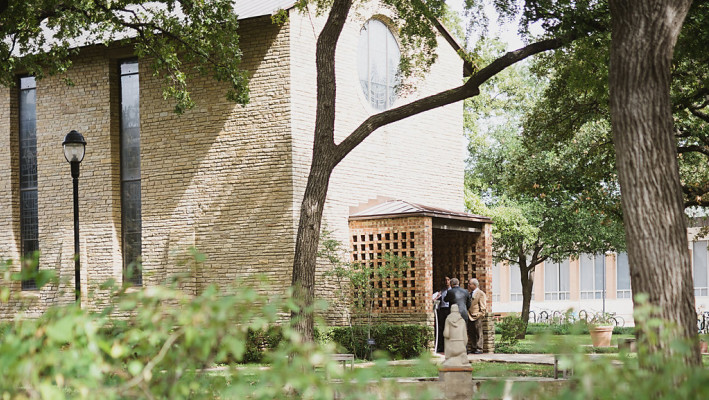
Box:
[291,155,336,342]
[609,0,699,365]
[290,0,351,343]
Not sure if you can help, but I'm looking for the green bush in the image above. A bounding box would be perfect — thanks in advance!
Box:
[496,319,636,336]
[497,314,526,346]
[330,324,432,360]
[613,325,635,335]
[0,258,441,399]
[243,326,284,363]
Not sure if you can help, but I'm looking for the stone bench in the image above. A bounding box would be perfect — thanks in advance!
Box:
[331,353,355,371]
[554,354,624,379]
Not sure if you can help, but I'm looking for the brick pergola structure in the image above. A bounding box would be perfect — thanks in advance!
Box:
[348,200,495,352]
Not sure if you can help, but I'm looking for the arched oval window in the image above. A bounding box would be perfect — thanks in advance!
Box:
[357,19,400,110]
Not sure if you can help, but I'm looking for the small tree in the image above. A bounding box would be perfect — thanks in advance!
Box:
[320,229,407,342]
[466,50,625,337]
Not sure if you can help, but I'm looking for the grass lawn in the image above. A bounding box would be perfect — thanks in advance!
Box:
[316,362,554,378]
[494,333,636,353]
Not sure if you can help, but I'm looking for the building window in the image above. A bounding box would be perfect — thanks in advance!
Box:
[616,252,632,298]
[19,76,38,290]
[509,264,534,302]
[492,263,500,302]
[694,241,708,296]
[357,18,400,111]
[580,253,605,299]
[544,260,570,300]
[120,60,142,285]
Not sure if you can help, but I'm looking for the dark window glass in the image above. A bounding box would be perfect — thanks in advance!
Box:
[120,61,142,285]
[19,76,38,290]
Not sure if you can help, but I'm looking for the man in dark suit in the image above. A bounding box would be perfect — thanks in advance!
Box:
[444,278,471,324]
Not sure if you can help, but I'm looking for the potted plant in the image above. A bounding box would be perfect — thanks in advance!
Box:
[588,313,615,347]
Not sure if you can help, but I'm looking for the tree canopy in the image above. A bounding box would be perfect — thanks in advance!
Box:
[465,40,625,333]
[0,0,249,113]
[522,0,709,209]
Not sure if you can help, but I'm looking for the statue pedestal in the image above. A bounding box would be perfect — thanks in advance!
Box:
[439,366,473,399]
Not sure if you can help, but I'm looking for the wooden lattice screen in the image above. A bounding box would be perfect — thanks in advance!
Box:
[349,217,429,313]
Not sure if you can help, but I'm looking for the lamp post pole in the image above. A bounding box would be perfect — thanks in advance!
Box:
[63,130,86,305]
[71,160,80,303]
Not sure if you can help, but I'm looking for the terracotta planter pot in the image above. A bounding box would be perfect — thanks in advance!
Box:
[589,325,614,347]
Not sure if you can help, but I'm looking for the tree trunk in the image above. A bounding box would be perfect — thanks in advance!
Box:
[609,0,700,365]
[290,0,351,342]
[519,263,535,340]
[291,155,335,341]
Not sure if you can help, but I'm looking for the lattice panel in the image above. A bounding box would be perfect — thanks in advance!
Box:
[433,229,480,288]
[351,230,420,312]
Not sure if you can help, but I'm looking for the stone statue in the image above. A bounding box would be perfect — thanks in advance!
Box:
[442,304,470,367]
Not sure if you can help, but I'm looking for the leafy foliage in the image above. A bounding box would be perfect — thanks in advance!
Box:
[464,38,625,334]
[496,314,526,346]
[329,324,432,360]
[0,0,250,113]
[522,1,709,209]
[547,296,709,400]
[243,326,285,364]
[0,257,435,399]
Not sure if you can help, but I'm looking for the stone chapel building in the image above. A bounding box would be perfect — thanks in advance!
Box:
[0,1,493,350]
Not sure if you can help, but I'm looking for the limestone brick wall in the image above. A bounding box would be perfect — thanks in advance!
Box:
[288,3,466,321]
[138,16,293,295]
[0,16,293,317]
[0,47,118,317]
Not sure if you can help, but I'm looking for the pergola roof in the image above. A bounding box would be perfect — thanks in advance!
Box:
[349,200,492,224]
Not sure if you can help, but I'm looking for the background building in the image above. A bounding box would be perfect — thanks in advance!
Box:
[492,227,709,326]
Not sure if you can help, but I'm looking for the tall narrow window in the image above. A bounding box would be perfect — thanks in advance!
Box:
[510,265,523,301]
[580,254,605,299]
[544,260,570,300]
[616,252,631,298]
[694,241,708,296]
[492,263,500,302]
[509,264,534,302]
[19,76,38,290]
[120,61,142,285]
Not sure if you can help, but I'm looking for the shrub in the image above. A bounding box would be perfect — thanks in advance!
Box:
[330,324,432,360]
[0,264,443,399]
[497,314,527,346]
[498,320,635,336]
[243,326,284,363]
[613,326,634,335]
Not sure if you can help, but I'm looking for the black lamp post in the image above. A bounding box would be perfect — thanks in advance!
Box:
[62,130,86,304]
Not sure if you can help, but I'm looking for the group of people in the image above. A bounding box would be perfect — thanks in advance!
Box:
[433,276,487,354]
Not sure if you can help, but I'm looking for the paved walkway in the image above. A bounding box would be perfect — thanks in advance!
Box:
[466,353,555,365]
[351,353,556,369]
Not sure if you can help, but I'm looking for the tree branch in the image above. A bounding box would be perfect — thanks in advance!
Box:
[678,144,709,157]
[690,107,709,123]
[333,37,568,163]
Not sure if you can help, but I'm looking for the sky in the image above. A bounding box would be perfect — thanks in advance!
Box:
[445,0,529,50]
